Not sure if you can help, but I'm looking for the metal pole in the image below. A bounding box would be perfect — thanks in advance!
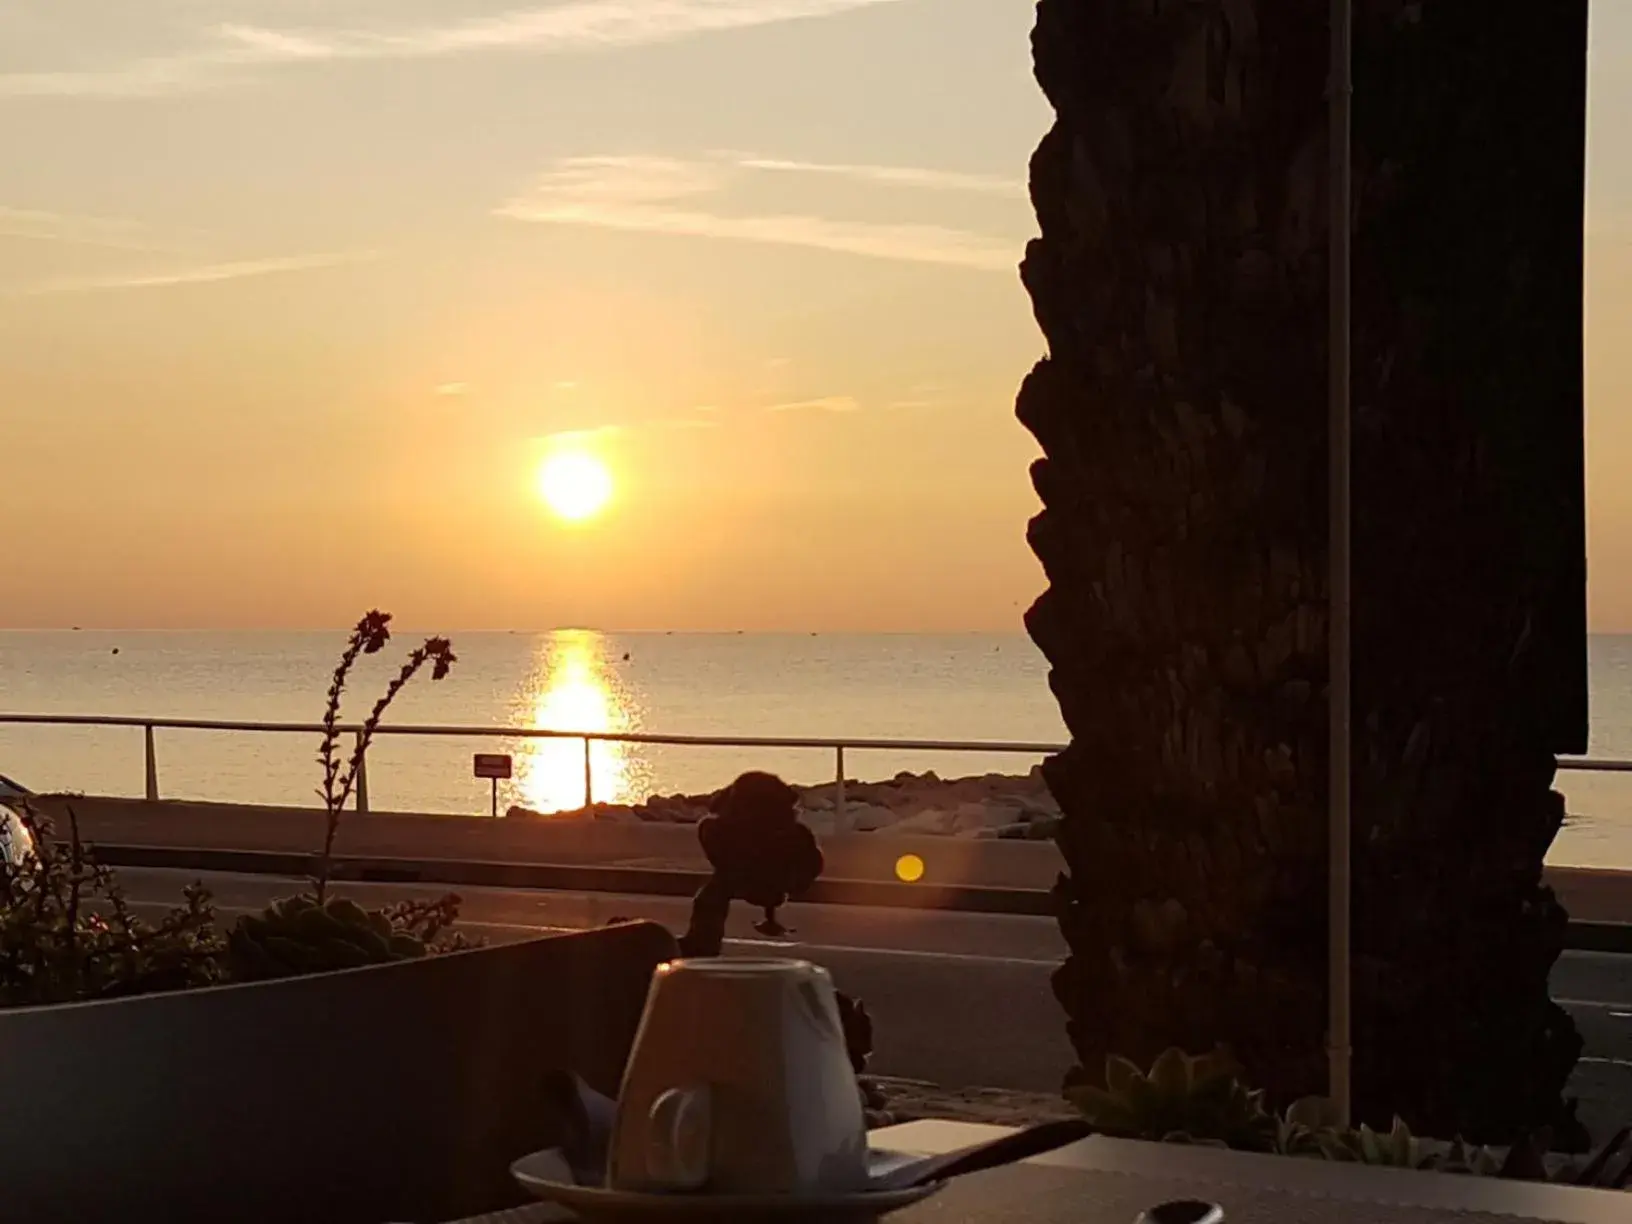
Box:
[143,724,159,801]
[835,746,846,830]
[354,730,370,815]
[584,737,594,807]
[1327,0,1355,1128]
[491,776,499,820]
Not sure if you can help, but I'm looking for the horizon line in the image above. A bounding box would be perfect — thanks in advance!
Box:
[0,626,1037,637]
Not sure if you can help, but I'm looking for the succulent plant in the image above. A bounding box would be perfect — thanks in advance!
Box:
[1067,1048,1277,1153]
[1273,1095,1340,1157]
[1315,1116,1432,1169]
[1431,1137,1506,1178]
[227,893,435,980]
[1080,1048,1629,1190]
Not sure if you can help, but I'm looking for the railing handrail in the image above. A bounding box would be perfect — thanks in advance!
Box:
[0,712,1065,755]
[3,705,1632,829]
[2,712,1628,769]
[2,711,1629,767]
[4,711,1628,822]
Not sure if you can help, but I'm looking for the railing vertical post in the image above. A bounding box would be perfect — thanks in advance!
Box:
[143,724,159,801]
[584,736,594,808]
[354,731,370,814]
[834,745,846,831]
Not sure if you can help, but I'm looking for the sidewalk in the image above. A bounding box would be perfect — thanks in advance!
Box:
[30,794,1632,923]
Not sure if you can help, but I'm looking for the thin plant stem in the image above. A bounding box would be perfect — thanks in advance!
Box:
[310,613,453,902]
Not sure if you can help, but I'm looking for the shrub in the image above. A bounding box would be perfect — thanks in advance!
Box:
[0,610,475,1007]
[1071,1048,1631,1188]
[0,803,224,1006]
[226,608,469,969]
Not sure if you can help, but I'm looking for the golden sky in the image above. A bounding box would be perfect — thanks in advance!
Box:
[3,2,1630,632]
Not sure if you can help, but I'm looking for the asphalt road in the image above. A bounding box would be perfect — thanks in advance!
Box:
[112,868,1632,1112]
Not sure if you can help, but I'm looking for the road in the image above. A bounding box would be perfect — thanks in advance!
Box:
[111,868,1632,1130]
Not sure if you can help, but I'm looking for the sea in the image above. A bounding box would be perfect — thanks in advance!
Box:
[2,630,1631,870]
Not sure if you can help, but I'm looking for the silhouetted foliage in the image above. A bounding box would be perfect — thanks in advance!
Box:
[677,770,872,1075]
[313,610,456,903]
[0,803,224,1006]
[228,608,472,971]
[0,611,475,1007]
[696,770,822,936]
[1071,1048,1630,1187]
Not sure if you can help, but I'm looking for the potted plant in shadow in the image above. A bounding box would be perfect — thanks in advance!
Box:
[673,768,884,1117]
[1069,1047,1631,1190]
[0,611,680,1224]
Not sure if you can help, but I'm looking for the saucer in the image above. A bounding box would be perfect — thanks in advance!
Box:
[510,1148,944,1223]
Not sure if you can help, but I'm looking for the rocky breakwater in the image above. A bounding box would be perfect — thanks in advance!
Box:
[506,767,1062,840]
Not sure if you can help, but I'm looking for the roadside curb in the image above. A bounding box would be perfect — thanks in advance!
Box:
[1563,922,1632,955]
[84,843,1060,916]
[82,842,1632,953]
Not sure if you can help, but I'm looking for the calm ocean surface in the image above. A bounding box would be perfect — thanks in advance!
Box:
[3,630,1631,869]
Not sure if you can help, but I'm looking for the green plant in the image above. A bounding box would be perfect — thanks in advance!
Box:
[1073,1049,1629,1190]
[0,612,478,1008]
[1067,1048,1277,1153]
[1314,1115,1432,1169]
[1273,1094,1340,1157]
[227,610,470,969]
[1433,1137,1506,1178]
[0,803,223,1006]
[225,891,478,981]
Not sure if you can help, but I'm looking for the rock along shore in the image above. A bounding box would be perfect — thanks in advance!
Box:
[506,768,1063,841]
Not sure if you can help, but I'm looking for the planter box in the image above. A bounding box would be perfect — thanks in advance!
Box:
[0,919,677,1224]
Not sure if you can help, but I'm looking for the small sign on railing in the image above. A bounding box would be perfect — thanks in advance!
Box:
[474,753,512,818]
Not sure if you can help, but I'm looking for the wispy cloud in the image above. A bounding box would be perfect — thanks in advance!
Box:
[539,413,724,443]
[18,251,375,295]
[1,0,905,99]
[726,156,1024,197]
[766,395,862,413]
[541,425,625,448]
[0,204,190,254]
[497,155,1016,272]
[886,382,951,410]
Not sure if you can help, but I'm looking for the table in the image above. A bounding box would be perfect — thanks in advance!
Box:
[445,1120,1629,1224]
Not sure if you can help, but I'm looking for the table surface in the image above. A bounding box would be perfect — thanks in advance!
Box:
[442,1121,1630,1224]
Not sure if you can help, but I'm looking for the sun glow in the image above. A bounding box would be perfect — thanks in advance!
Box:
[537,451,613,522]
[512,631,649,814]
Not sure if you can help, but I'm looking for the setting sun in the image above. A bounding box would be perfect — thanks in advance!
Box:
[537,452,614,522]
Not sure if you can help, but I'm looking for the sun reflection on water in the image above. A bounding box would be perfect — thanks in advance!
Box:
[513,631,649,813]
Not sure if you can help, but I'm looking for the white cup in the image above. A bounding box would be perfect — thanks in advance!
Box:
[608,958,869,1196]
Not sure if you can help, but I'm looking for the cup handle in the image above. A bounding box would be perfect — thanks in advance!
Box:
[646,1085,712,1190]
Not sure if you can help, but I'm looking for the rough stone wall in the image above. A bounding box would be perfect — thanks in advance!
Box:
[1021,0,1588,1143]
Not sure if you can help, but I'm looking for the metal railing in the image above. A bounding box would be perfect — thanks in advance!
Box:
[0,712,1067,826]
[1,711,1626,825]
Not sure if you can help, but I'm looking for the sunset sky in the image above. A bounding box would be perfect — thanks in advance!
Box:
[3,1,1630,633]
